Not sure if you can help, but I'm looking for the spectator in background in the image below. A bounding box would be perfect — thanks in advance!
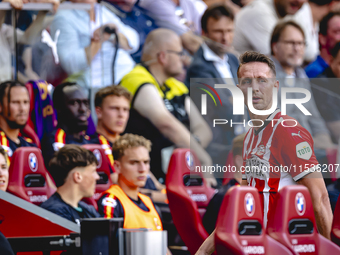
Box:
[91,85,168,202]
[50,0,139,88]
[202,133,244,234]
[139,0,203,55]
[0,0,48,83]
[312,42,340,143]
[270,21,334,149]
[185,4,243,168]
[41,82,92,175]
[305,11,340,78]
[233,0,306,56]
[90,85,131,183]
[0,146,8,192]
[327,176,340,212]
[101,0,158,63]
[0,81,37,164]
[292,0,336,63]
[120,28,214,186]
[41,145,100,225]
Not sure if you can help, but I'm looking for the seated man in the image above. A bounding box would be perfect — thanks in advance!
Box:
[327,178,340,212]
[97,134,163,228]
[91,85,131,183]
[92,86,168,202]
[102,0,159,63]
[202,133,244,234]
[185,4,243,168]
[0,81,37,164]
[41,82,92,173]
[312,42,340,142]
[305,11,340,78]
[40,145,100,225]
[138,0,203,55]
[270,21,334,149]
[120,28,214,185]
[0,146,8,192]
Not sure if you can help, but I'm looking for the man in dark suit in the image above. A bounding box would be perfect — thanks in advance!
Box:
[185,4,244,170]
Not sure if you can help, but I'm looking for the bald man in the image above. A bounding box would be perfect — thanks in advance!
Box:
[120,28,215,186]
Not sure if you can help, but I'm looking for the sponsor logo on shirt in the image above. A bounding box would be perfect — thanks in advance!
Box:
[255,144,265,157]
[296,142,312,160]
[93,149,102,168]
[52,142,65,152]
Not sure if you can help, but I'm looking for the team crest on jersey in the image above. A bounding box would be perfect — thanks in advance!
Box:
[296,142,312,160]
[52,142,64,152]
[295,192,306,216]
[185,151,194,170]
[28,153,38,172]
[244,193,255,217]
[93,149,102,168]
[102,197,117,208]
[255,144,265,157]
[2,146,12,157]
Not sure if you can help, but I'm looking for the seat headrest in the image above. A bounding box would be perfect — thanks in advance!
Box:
[82,144,113,200]
[7,147,55,205]
[216,186,263,235]
[267,185,317,234]
[166,148,215,208]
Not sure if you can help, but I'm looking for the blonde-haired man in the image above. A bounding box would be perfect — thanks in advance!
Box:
[97,134,163,230]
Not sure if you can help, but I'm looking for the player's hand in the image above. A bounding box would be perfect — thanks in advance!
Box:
[3,0,23,9]
[93,23,117,42]
[205,177,217,188]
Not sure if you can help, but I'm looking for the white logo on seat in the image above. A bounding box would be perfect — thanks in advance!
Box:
[28,153,38,172]
[244,193,255,217]
[295,192,306,216]
[185,151,194,170]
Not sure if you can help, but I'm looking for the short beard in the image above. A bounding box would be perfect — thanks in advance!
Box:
[6,118,26,130]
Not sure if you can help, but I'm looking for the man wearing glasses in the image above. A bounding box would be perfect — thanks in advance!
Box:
[120,28,215,186]
[270,21,334,150]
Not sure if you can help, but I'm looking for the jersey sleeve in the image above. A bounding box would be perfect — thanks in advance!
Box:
[97,193,124,219]
[274,124,319,182]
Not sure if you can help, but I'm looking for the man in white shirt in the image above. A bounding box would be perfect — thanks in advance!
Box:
[185,4,243,170]
[233,0,306,56]
[50,0,139,88]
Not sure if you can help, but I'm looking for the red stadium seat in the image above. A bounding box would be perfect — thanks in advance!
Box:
[22,124,41,148]
[7,147,56,205]
[82,144,113,202]
[215,186,292,255]
[165,149,216,254]
[331,193,340,246]
[267,185,340,254]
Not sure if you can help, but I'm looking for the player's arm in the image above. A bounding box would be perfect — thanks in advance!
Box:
[134,85,215,185]
[297,171,333,239]
[195,230,215,255]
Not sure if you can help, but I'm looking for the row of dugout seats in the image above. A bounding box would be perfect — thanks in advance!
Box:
[5,145,340,254]
[166,148,340,255]
[6,145,112,209]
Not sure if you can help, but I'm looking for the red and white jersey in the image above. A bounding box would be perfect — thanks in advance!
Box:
[242,109,319,225]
